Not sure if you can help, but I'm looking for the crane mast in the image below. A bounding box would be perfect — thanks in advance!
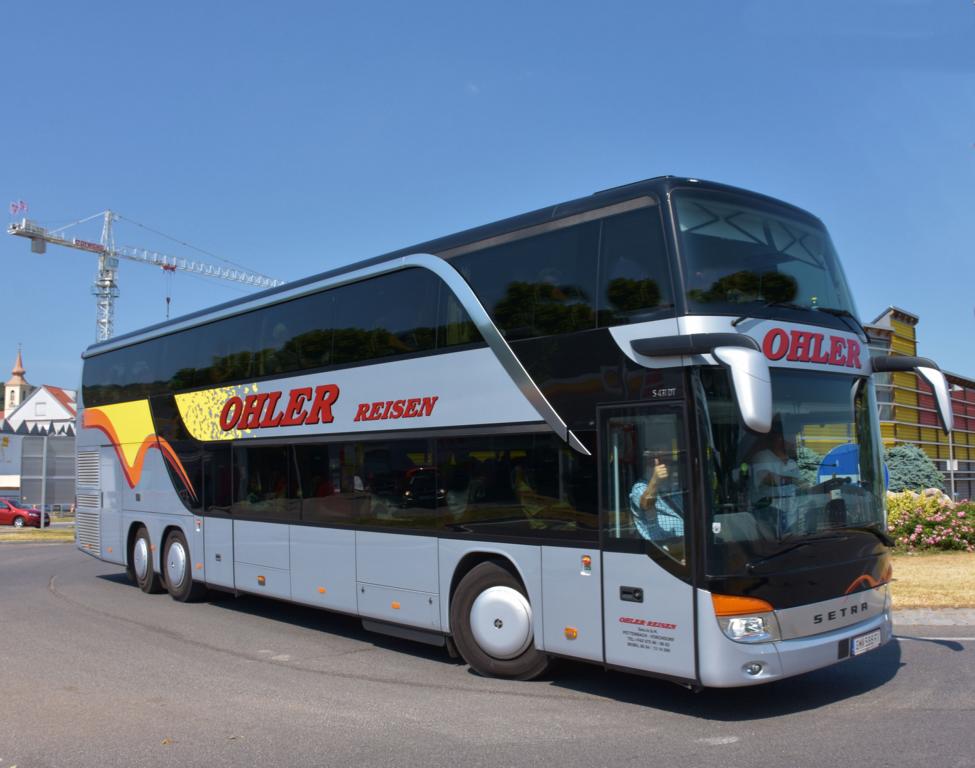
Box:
[7,210,284,342]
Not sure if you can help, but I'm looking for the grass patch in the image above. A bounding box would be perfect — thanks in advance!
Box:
[890,551,975,609]
[0,526,75,543]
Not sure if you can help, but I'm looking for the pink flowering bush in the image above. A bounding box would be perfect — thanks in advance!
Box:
[886,490,975,552]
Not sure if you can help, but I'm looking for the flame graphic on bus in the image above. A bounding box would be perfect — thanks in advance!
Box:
[844,573,886,595]
[83,400,198,501]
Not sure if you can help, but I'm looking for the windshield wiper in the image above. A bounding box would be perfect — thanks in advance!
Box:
[731,301,810,327]
[732,302,869,339]
[744,533,844,572]
[812,306,868,338]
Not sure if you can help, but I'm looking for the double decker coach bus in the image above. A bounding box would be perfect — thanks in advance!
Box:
[76,177,954,688]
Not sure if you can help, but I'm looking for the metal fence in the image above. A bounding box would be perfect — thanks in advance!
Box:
[19,435,76,511]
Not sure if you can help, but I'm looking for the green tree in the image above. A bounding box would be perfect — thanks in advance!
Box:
[884,444,945,492]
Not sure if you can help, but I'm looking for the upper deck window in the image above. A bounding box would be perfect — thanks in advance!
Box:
[82,268,481,406]
[449,204,675,341]
[674,191,856,318]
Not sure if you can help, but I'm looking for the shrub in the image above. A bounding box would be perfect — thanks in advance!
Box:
[884,444,945,492]
[886,490,975,552]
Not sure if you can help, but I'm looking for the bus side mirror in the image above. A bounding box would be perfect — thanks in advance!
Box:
[712,346,773,434]
[870,355,953,433]
[629,334,772,434]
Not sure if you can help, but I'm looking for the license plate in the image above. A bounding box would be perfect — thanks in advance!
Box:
[851,629,882,656]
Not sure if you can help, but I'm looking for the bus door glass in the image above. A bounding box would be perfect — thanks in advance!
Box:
[599,403,697,681]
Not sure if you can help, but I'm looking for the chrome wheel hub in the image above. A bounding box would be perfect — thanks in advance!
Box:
[166,540,187,589]
[133,537,149,581]
[469,586,533,660]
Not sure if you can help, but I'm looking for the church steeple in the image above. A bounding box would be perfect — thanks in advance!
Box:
[5,346,32,414]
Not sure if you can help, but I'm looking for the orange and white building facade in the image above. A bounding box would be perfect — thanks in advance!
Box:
[866,307,975,500]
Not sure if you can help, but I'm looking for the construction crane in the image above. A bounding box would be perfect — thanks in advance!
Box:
[7,210,284,342]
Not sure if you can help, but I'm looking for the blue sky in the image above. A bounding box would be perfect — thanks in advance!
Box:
[2,1,973,389]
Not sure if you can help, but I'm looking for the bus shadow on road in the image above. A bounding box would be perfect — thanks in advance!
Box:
[548,641,904,719]
[96,571,904,713]
[199,588,467,666]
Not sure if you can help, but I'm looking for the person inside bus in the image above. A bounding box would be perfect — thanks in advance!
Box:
[629,450,685,548]
[749,419,804,506]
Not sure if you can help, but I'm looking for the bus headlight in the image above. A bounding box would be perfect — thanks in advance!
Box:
[711,594,780,644]
[717,613,781,643]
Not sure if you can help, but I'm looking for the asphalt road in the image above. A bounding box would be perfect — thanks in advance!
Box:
[1,544,973,768]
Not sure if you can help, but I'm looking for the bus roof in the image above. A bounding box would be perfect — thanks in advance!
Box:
[87,176,823,355]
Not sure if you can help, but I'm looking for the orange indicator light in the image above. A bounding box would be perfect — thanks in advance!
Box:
[106,547,113,554]
[581,555,592,568]
[195,563,203,570]
[564,627,579,640]
[711,593,774,616]
[318,587,327,594]
[257,575,266,586]
[391,601,401,610]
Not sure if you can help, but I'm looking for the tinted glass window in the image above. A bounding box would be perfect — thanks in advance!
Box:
[166,440,202,511]
[451,222,600,340]
[437,433,597,540]
[437,287,479,348]
[204,443,232,515]
[674,192,856,315]
[231,444,300,522]
[257,291,335,376]
[602,407,688,564]
[332,270,440,365]
[295,442,368,524]
[355,439,438,528]
[165,311,261,390]
[597,207,674,325]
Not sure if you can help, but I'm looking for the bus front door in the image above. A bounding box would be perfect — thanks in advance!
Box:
[599,403,697,683]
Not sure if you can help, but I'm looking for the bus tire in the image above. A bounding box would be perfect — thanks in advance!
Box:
[449,561,549,680]
[162,529,206,603]
[132,526,164,594]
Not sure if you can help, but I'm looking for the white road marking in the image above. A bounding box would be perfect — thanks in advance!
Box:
[696,737,740,745]
[896,635,975,642]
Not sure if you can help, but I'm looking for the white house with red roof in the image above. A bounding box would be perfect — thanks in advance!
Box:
[4,384,77,434]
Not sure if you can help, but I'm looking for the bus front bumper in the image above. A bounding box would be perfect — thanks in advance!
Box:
[697,603,893,688]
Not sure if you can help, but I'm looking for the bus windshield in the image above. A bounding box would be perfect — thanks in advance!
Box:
[697,368,886,577]
[674,190,856,316]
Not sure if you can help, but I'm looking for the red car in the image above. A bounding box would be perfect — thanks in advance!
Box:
[0,498,50,528]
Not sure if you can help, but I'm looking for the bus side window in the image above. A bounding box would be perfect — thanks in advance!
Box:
[231,445,300,522]
[604,410,688,564]
[597,206,673,326]
[204,444,232,516]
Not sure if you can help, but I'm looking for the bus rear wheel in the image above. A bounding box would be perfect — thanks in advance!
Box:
[449,561,549,680]
[163,530,206,603]
[132,526,164,594]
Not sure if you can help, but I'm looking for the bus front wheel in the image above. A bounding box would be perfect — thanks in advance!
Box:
[449,561,549,680]
[163,530,206,603]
